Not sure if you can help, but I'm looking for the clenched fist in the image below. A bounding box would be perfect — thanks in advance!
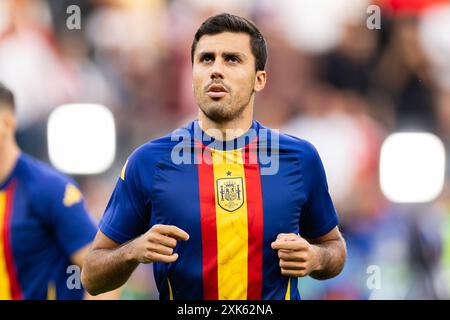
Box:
[271,233,321,277]
[130,224,190,264]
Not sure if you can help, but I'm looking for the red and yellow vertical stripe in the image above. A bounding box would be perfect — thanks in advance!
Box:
[0,182,22,300]
[197,139,263,300]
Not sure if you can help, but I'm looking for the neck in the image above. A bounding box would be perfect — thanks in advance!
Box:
[0,141,20,185]
[197,102,254,141]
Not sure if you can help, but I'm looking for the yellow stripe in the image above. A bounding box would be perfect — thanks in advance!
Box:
[47,281,56,300]
[285,277,291,300]
[0,191,12,300]
[120,160,128,181]
[212,148,248,300]
[167,278,173,300]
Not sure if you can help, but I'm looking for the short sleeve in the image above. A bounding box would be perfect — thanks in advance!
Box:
[33,175,97,257]
[299,142,339,239]
[99,151,150,244]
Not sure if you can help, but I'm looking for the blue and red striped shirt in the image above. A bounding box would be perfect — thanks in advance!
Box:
[0,153,96,299]
[99,120,339,300]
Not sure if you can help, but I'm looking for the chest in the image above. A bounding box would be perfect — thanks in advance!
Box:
[1,185,52,257]
[149,157,307,237]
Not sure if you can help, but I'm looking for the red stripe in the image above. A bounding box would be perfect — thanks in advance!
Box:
[3,181,22,300]
[244,138,264,300]
[196,141,218,300]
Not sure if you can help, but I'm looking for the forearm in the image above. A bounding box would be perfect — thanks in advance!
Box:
[309,238,347,280]
[81,241,139,296]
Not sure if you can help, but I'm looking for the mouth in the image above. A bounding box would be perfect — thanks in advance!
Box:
[206,84,228,99]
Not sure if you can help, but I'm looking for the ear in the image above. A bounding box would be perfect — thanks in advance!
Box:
[0,110,16,138]
[254,70,267,92]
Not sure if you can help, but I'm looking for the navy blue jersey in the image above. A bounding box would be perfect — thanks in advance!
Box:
[100,120,338,300]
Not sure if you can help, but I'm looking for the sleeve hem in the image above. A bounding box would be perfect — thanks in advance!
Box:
[99,222,134,245]
[300,215,339,239]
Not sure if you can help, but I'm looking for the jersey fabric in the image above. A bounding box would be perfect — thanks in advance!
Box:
[99,120,339,300]
[0,153,97,300]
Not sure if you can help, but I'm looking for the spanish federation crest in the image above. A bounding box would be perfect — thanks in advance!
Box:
[216,177,244,212]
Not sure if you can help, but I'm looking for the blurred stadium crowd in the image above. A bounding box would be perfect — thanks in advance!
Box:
[1,0,450,299]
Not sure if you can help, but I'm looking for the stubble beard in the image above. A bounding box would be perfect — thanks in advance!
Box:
[197,90,253,123]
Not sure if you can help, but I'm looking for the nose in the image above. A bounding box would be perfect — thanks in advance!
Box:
[210,60,224,80]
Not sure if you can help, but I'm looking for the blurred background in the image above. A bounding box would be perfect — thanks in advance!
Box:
[1,0,449,299]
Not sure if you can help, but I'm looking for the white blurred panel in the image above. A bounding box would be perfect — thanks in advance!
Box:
[380,133,446,203]
[48,104,116,175]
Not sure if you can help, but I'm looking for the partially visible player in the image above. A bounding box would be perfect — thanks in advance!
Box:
[0,82,103,299]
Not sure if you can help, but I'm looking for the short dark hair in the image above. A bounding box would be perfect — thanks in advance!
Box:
[0,82,15,111]
[191,13,267,71]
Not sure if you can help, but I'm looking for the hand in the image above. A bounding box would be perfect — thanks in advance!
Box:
[271,233,321,277]
[130,224,189,264]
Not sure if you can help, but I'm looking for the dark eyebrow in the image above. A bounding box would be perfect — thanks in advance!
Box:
[222,52,246,60]
[197,51,247,60]
[197,51,215,60]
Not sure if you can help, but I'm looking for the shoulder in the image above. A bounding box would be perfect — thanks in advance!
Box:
[282,134,320,161]
[257,121,320,161]
[17,153,81,209]
[18,153,76,192]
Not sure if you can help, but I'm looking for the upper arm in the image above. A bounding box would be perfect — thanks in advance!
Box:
[98,151,151,245]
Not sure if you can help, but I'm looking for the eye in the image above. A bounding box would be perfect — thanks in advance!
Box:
[226,55,240,63]
[200,54,214,63]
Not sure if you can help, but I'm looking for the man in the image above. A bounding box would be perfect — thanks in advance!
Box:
[82,13,347,300]
[0,82,98,299]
